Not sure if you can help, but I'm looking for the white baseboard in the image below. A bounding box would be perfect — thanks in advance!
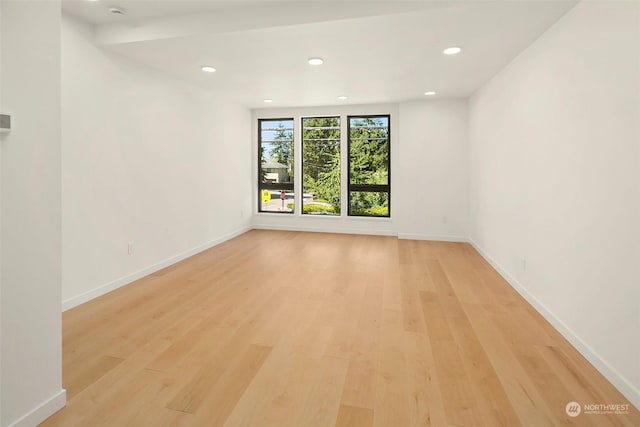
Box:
[397,233,469,243]
[8,389,66,427]
[252,226,469,242]
[469,239,640,410]
[62,226,251,311]
[252,224,469,243]
[251,223,397,236]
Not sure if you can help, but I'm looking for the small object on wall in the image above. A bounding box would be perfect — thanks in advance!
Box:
[0,114,11,132]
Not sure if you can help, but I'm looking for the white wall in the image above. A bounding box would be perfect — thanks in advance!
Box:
[469,0,640,407]
[251,101,469,240]
[1,1,65,426]
[61,14,252,309]
[397,100,468,241]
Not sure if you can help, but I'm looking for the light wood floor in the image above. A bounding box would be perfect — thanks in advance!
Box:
[42,230,638,426]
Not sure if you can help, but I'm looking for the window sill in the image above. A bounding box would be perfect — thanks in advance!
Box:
[255,212,392,221]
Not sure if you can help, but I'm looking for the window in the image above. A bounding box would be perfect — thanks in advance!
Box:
[258,119,294,213]
[348,115,390,217]
[302,117,340,215]
[257,114,391,217]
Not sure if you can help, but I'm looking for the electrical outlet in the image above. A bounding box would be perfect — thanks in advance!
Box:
[521,257,527,272]
[442,216,448,224]
[128,241,134,255]
[0,114,10,132]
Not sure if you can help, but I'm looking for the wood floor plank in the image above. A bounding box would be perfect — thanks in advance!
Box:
[298,356,349,427]
[460,302,559,426]
[324,278,368,359]
[165,286,287,413]
[399,274,426,334]
[63,355,124,399]
[447,312,522,426]
[188,344,273,426]
[41,231,640,427]
[403,331,448,427]
[372,309,410,427]
[80,368,165,427]
[220,348,299,427]
[221,287,330,427]
[335,404,374,427]
[339,285,382,409]
[258,353,327,427]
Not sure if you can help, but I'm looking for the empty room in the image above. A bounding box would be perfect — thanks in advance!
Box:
[0,0,638,426]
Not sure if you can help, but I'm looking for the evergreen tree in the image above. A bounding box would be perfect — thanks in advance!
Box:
[270,123,294,182]
[302,117,341,212]
[349,118,389,214]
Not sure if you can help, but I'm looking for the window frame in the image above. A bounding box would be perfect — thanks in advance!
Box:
[258,117,295,214]
[347,114,391,218]
[301,115,341,216]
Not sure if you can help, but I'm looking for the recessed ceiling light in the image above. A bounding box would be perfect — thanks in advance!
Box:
[424,91,436,96]
[307,57,324,65]
[443,46,462,55]
[108,6,125,15]
[263,99,273,103]
[337,96,348,100]
[201,66,216,73]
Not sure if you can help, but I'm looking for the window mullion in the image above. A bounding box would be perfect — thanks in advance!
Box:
[340,114,348,217]
[295,117,302,216]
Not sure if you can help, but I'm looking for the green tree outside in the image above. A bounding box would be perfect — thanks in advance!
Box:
[269,123,294,182]
[348,117,389,216]
[302,117,341,214]
[260,117,389,217]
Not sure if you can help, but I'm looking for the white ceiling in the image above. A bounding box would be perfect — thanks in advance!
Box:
[62,0,578,109]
